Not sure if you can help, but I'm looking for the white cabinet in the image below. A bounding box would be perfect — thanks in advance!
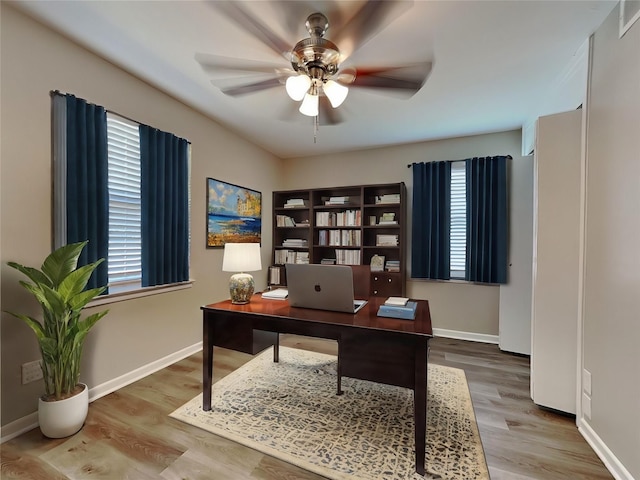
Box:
[530,109,582,414]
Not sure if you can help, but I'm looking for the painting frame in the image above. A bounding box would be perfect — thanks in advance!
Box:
[206,178,262,248]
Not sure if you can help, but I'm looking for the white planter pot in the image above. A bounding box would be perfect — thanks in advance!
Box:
[38,383,89,438]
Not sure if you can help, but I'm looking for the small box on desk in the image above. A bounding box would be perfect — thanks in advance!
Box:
[377,301,418,320]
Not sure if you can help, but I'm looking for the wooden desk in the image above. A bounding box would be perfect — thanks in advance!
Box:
[201,295,433,475]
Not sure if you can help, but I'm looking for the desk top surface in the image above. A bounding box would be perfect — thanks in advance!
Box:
[202,294,432,337]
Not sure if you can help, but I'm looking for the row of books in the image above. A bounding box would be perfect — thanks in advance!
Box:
[318,229,361,247]
[315,210,362,227]
[274,249,309,264]
[335,249,361,265]
[276,215,310,227]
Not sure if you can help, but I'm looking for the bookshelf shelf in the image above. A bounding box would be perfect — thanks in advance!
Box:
[272,183,406,296]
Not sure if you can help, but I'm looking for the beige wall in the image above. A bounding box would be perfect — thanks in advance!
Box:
[282,130,525,336]
[0,4,282,426]
[582,4,640,478]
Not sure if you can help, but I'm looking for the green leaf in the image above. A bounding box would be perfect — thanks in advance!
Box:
[4,312,45,339]
[7,262,52,287]
[68,287,107,311]
[58,260,104,303]
[41,241,87,288]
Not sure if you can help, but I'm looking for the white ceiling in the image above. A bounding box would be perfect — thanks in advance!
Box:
[13,0,616,159]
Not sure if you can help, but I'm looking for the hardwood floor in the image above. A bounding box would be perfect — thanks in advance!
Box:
[2,335,612,479]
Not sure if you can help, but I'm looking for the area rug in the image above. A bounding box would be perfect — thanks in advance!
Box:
[170,347,489,480]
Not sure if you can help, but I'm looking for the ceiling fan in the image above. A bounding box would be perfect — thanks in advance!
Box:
[196,1,432,124]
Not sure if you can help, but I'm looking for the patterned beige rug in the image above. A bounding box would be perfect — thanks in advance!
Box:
[170,347,488,480]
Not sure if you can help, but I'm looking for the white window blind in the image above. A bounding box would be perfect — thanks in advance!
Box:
[450,161,466,278]
[106,113,141,285]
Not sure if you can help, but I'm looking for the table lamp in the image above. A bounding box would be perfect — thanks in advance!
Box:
[222,243,262,304]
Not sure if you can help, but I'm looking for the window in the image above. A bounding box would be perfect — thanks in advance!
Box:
[449,161,466,279]
[411,156,507,284]
[53,93,191,297]
[106,113,142,288]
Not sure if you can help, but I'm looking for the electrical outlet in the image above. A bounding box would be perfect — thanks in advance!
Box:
[22,360,43,384]
[583,369,592,396]
[582,392,592,419]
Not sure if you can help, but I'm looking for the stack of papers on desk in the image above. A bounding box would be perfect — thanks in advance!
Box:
[261,288,289,300]
[384,297,409,306]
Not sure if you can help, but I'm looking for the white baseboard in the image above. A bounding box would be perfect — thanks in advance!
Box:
[433,328,499,345]
[579,420,635,480]
[88,341,203,402]
[1,341,203,444]
[0,412,38,444]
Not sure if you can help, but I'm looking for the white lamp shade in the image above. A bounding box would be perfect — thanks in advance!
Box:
[222,243,262,272]
[323,79,349,108]
[286,74,311,101]
[299,93,319,116]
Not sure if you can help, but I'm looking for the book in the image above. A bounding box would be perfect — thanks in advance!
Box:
[377,301,418,320]
[261,288,288,300]
[384,296,409,306]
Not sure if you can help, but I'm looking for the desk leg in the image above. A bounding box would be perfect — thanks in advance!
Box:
[414,340,428,476]
[337,337,343,395]
[203,315,213,411]
[274,333,280,363]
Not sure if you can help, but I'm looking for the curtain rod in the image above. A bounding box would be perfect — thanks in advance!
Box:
[407,155,512,168]
[50,90,192,145]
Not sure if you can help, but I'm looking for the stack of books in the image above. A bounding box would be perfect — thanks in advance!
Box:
[375,193,401,204]
[376,234,399,246]
[385,260,400,272]
[282,239,308,248]
[377,297,418,320]
[284,198,308,208]
[321,258,336,265]
[324,196,351,205]
[379,212,397,225]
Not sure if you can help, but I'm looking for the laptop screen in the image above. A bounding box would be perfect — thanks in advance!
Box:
[285,264,368,314]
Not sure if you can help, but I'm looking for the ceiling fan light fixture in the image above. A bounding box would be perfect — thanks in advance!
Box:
[286,74,311,101]
[323,79,349,108]
[299,92,319,117]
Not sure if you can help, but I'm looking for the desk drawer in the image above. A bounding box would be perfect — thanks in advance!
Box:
[208,313,277,354]
[370,272,403,296]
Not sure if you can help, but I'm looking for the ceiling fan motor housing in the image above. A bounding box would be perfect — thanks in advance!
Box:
[290,12,341,82]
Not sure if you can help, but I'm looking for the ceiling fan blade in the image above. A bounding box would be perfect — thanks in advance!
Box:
[211,1,292,59]
[330,0,413,58]
[212,77,284,97]
[345,62,432,97]
[195,53,292,75]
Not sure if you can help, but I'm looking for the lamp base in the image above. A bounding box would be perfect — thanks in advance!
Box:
[229,272,255,304]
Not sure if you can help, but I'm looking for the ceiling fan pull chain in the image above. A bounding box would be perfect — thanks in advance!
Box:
[314,115,319,143]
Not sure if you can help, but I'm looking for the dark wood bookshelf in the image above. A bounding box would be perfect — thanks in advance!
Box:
[272,183,406,296]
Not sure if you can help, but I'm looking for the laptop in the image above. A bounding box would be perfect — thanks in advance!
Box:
[285,263,368,314]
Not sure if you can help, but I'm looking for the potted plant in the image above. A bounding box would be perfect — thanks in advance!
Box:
[6,240,109,438]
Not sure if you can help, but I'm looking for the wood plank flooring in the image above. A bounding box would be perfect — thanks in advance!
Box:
[1,335,613,479]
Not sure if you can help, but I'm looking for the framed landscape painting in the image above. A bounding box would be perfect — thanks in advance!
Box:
[206,178,262,248]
